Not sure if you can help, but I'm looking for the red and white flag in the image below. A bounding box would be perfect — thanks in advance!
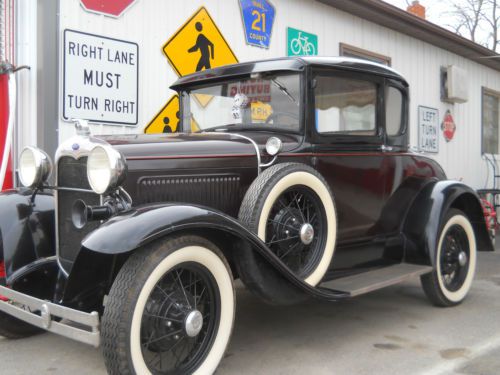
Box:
[0,72,13,191]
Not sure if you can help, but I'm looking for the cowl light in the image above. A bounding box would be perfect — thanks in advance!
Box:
[265,137,283,156]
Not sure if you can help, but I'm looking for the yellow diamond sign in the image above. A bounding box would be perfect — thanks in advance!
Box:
[146,7,238,134]
[163,7,238,77]
[145,95,180,134]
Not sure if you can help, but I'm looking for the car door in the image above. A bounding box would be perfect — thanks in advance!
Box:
[310,68,395,270]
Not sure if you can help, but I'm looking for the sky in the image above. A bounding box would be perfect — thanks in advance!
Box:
[382,0,493,50]
[383,0,451,25]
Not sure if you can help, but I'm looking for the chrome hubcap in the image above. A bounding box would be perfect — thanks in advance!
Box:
[184,310,203,337]
[300,223,315,245]
[458,251,468,267]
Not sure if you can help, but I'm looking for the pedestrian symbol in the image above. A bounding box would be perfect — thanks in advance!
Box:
[144,95,180,134]
[163,7,238,77]
[188,22,215,71]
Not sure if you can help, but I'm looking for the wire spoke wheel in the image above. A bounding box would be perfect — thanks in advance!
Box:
[140,263,219,374]
[265,186,327,278]
[421,209,477,307]
[102,236,235,375]
[439,225,470,292]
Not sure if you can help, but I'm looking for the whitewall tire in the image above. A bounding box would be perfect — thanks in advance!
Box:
[421,209,477,307]
[101,235,235,375]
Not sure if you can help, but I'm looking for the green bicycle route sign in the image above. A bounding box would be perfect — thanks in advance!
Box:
[287,27,318,56]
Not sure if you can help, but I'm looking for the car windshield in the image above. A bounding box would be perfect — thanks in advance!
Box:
[181,73,301,133]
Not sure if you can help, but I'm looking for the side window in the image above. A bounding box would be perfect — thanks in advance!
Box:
[314,76,377,135]
[386,87,403,136]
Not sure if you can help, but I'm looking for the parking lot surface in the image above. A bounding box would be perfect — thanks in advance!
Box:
[1,250,500,375]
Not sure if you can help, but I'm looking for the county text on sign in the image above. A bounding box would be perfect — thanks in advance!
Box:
[418,106,439,153]
[63,29,139,125]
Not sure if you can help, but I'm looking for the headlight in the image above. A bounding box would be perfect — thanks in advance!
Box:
[87,145,127,194]
[18,146,52,188]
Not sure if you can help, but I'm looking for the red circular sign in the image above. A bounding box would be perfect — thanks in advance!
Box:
[441,110,456,142]
[80,0,136,18]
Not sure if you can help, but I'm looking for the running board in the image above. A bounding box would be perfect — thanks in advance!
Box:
[319,264,433,297]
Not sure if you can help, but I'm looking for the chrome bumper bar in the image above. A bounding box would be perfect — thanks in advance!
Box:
[0,285,100,347]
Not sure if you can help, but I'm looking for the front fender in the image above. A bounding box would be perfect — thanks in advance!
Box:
[404,180,493,266]
[81,204,260,255]
[81,204,348,303]
[0,189,55,284]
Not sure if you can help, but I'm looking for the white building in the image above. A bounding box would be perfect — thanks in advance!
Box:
[4,0,500,190]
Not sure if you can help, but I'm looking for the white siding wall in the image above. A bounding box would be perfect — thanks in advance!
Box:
[55,0,500,189]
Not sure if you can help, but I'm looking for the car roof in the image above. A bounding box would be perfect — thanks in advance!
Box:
[170,56,407,90]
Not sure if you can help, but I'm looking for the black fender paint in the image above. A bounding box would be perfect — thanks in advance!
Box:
[80,203,350,302]
[403,180,493,266]
[0,189,55,285]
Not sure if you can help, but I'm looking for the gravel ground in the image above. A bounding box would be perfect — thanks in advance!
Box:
[1,251,500,375]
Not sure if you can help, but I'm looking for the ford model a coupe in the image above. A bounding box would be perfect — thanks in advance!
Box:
[0,57,494,374]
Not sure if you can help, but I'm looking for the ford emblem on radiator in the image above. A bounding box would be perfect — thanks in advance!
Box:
[72,143,80,151]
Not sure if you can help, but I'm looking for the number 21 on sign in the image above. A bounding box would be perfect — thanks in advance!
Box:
[252,10,266,32]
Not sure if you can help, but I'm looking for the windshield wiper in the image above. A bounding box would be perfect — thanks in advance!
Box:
[271,78,297,104]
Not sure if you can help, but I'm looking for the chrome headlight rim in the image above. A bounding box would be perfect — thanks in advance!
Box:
[18,146,53,188]
[87,144,127,195]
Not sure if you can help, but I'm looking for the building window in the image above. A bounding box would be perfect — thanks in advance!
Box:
[483,88,500,154]
[314,75,377,135]
[340,43,391,66]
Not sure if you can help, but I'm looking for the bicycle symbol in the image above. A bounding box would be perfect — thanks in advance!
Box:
[290,32,316,56]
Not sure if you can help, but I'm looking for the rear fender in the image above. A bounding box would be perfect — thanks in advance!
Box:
[403,181,493,266]
[0,189,55,285]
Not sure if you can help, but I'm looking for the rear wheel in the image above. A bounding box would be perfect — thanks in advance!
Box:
[0,311,42,339]
[421,209,477,307]
[101,235,235,375]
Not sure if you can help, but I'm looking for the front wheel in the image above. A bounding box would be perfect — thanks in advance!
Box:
[421,209,477,307]
[102,235,235,375]
[0,311,42,339]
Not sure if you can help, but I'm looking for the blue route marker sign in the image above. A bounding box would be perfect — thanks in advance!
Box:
[239,0,276,49]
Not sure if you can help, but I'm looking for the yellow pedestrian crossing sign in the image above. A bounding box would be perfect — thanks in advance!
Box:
[145,95,180,134]
[163,7,238,77]
[146,7,238,134]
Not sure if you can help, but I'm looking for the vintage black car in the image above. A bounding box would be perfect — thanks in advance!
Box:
[0,57,493,374]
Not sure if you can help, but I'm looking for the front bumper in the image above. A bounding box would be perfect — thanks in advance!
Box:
[0,285,100,347]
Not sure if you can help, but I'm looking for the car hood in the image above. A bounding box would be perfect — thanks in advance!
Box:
[99,132,301,160]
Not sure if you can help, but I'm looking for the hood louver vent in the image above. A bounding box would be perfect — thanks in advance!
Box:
[137,174,242,217]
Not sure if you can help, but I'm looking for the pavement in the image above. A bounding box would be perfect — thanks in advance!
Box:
[1,251,500,375]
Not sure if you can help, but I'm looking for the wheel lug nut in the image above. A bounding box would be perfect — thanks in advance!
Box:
[166,321,172,327]
[174,335,179,340]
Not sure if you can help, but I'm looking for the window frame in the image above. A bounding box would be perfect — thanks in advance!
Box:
[383,79,409,150]
[308,67,384,148]
[481,86,500,155]
[339,43,392,67]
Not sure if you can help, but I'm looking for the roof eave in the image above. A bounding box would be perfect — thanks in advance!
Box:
[318,0,500,72]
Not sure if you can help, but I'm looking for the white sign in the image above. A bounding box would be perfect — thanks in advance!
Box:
[418,106,439,153]
[62,29,139,125]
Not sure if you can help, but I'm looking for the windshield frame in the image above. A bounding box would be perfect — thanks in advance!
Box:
[178,71,305,135]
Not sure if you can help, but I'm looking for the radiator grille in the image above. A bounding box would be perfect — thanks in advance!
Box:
[56,157,100,269]
[137,175,242,216]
